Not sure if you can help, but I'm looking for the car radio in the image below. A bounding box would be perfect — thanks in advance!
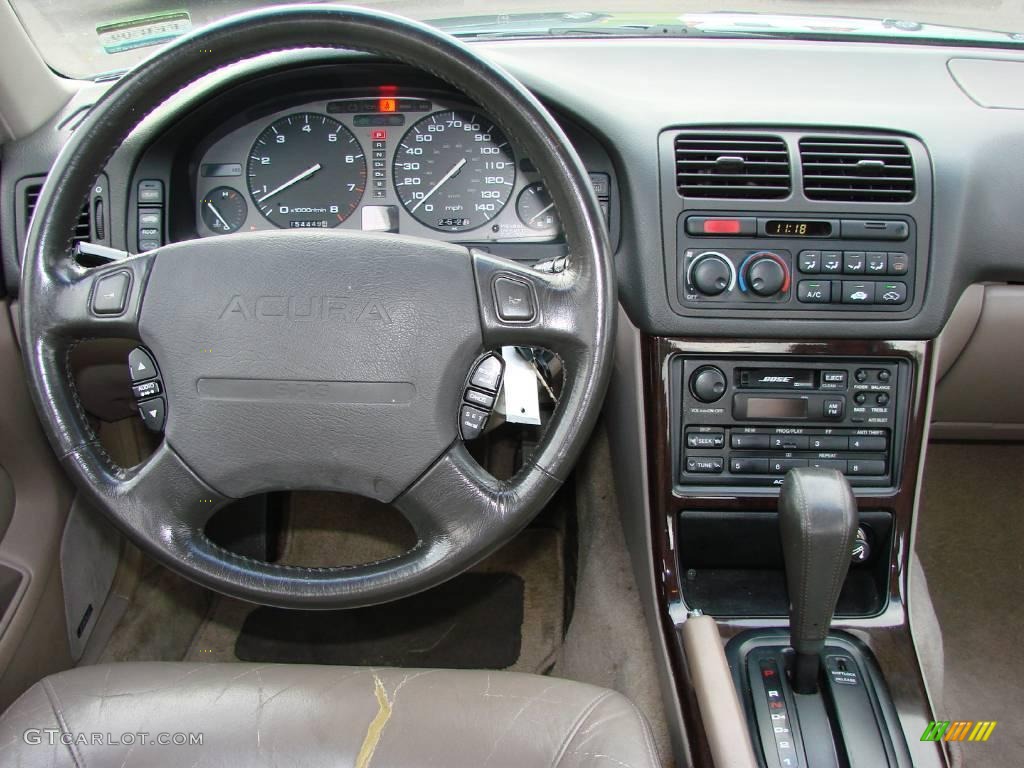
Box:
[676,357,908,488]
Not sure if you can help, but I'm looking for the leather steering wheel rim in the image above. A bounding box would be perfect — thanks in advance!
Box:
[20,5,615,609]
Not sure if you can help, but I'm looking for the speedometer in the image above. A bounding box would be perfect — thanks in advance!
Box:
[393,110,516,232]
[247,113,366,228]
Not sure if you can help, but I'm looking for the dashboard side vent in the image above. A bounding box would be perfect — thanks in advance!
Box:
[675,133,791,199]
[25,183,91,243]
[800,137,915,202]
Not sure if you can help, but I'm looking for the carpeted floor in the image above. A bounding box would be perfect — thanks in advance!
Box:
[917,442,1024,768]
[553,426,673,766]
[106,490,567,674]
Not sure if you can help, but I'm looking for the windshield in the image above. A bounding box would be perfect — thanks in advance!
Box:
[9,1,1024,79]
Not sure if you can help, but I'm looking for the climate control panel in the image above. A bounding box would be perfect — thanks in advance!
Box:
[677,212,917,313]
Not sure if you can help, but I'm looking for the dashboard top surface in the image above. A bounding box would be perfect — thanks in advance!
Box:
[5,36,1024,340]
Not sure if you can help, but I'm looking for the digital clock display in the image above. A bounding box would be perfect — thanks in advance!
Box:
[765,220,833,237]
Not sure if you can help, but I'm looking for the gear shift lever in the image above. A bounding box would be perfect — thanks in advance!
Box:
[778,467,858,694]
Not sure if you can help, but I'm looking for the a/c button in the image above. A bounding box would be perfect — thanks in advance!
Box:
[797,280,831,303]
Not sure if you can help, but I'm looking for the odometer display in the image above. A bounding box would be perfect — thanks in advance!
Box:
[247,113,366,228]
[393,110,516,232]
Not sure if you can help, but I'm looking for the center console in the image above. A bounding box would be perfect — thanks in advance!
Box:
[623,127,947,768]
[640,337,944,768]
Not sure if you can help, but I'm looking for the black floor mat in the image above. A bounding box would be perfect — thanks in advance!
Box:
[235,572,524,669]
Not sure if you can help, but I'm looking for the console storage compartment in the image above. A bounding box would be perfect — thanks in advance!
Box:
[677,510,893,618]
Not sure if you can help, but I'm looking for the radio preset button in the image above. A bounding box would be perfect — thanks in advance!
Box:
[850,436,887,451]
[731,433,770,450]
[848,460,886,476]
[687,431,725,449]
[731,458,770,474]
[771,435,809,450]
[771,458,808,474]
[811,436,848,450]
[686,456,724,474]
[810,459,847,471]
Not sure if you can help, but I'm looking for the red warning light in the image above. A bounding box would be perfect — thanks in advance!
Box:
[378,98,397,113]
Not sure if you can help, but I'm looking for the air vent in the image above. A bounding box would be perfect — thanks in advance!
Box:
[800,137,915,203]
[25,184,91,243]
[675,133,791,199]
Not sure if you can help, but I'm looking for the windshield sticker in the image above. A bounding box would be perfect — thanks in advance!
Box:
[97,11,191,55]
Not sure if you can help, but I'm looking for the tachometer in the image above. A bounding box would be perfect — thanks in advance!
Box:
[393,110,516,232]
[247,113,366,228]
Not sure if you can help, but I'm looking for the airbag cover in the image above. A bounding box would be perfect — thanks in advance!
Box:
[139,230,482,501]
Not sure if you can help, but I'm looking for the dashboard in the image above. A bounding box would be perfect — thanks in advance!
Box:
[194,92,576,243]
[4,40,1024,342]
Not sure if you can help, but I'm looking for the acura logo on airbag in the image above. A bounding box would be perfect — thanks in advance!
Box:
[218,295,393,324]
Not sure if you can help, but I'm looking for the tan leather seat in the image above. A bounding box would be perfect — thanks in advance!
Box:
[0,662,660,767]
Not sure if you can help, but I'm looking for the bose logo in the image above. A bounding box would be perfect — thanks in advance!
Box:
[758,376,794,383]
[218,295,393,324]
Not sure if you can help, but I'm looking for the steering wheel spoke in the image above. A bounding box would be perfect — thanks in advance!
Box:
[40,252,154,342]
[471,249,591,358]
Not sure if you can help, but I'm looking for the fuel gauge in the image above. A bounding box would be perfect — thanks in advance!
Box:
[516,182,560,236]
[201,186,247,234]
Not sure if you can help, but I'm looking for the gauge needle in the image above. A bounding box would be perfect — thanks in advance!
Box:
[206,201,231,231]
[528,202,556,224]
[410,158,467,212]
[257,163,322,203]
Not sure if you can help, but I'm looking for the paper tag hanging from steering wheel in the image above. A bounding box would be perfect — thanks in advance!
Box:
[501,346,542,425]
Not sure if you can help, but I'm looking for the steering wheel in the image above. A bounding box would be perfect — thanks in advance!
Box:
[20,5,614,609]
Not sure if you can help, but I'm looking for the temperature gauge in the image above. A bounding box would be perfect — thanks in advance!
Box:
[516,182,560,235]
[201,186,247,234]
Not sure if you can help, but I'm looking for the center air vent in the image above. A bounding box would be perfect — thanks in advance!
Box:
[800,137,915,203]
[25,184,91,244]
[675,133,791,199]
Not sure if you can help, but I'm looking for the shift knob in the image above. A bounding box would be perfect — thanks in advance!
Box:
[778,467,858,693]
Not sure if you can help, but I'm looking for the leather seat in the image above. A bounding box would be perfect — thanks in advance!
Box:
[0,663,660,767]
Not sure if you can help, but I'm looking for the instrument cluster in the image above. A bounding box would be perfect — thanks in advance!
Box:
[194,93,564,243]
